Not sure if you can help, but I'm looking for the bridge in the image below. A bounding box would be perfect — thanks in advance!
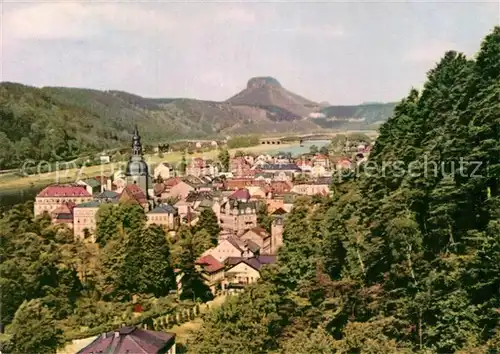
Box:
[259,138,283,145]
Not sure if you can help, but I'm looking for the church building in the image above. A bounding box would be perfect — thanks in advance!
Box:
[124,126,154,204]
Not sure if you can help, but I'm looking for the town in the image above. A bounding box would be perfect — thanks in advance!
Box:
[33,126,373,299]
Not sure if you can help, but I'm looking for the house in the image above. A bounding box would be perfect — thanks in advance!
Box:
[260,163,301,177]
[154,162,174,181]
[217,200,258,234]
[313,153,330,168]
[94,190,120,201]
[202,237,253,263]
[99,154,111,164]
[291,178,330,196]
[269,180,293,194]
[147,203,179,230]
[73,200,107,241]
[77,326,176,354]
[296,159,313,172]
[51,202,75,228]
[229,188,251,202]
[195,255,225,293]
[222,256,277,290]
[76,178,103,195]
[226,178,256,190]
[165,180,196,200]
[230,157,252,177]
[239,227,271,254]
[34,184,93,217]
[336,158,353,170]
[247,185,269,199]
[120,184,150,211]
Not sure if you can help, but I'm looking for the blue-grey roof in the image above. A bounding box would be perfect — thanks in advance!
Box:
[94,190,120,200]
[149,203,178,215]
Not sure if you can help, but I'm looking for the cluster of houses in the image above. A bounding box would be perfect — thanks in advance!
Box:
[33,127,372,295]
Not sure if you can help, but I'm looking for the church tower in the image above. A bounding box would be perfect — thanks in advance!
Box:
[125,126,150,196]
[271,213,284,254]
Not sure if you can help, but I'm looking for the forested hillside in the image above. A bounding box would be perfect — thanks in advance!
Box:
[189,27,500,353]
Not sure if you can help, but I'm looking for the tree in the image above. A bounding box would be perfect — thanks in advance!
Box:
[234,150,245,158]
[319,145,329,155]
[9,299,64,354]
[192,209,220,245]
[95,203,146,247]
[175,226,213,302]
[179,154,187,175]
[218,148,230,172]
[256,202,272,233]
[309,145,318,154]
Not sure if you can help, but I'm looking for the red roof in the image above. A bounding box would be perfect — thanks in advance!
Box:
[51,202,76,215]
[196,255,225,273]
[314,154,329,159]
[229,188,251,201]
[270,181,292,193]
[121,184,148,204]
[164,177,181,187]
[37,184,91,198]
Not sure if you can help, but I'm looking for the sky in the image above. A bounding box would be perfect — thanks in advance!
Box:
[1,0,498,105]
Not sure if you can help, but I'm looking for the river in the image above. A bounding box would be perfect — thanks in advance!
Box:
[0,140,330,210]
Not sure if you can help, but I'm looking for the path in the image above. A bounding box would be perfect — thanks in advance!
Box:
[170,294,228,347]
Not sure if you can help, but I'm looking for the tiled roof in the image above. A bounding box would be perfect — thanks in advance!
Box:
[196,255,225,273]
[80,178,101,188]
[94,190,120,200]
[77,326,175,354]
[149,203,178,215]
[313,177,332,185]
[153,183,166,196]
[121,184,148,204]
[242,226,269,238]
[225,257,263,271]
[272,207,288,216]
[257,255,277,264]
[51,202,76,215]
[229,188,251,201]
[226,236,245,252]
[245,239,261,253]
[164,177,181,187]
[37,184,91,198]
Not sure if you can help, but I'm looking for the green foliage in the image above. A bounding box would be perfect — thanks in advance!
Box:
[192,209,220,245]
[189,27,500,353]
[95,203,146,247]
[174,226,214,302]
[217,148,230,172]
[9,299,64,354]
[256,202,272,233]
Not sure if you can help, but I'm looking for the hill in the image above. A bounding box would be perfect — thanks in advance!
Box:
[227,76,321,118]
[0,78,397,170]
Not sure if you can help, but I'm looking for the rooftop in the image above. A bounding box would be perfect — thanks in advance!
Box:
[37,184,91,198]
[76,326,175,354]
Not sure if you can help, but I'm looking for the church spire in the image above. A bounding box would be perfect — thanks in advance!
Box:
[131,125,142,156]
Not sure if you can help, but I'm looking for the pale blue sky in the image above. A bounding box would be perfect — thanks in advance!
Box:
[1,1,498,104]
